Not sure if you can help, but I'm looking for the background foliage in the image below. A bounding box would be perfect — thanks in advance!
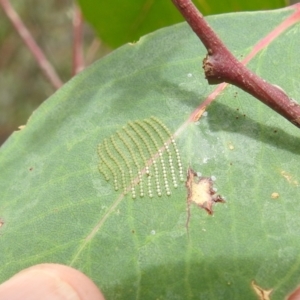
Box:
[0,0,289,145]
[78,0,288,48]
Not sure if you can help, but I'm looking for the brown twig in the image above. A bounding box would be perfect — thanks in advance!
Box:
[72,4,85,75]
[172,0,300,128]
[0,0,63,89]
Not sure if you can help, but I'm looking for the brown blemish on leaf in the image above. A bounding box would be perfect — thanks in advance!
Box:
[0,219,4,227]
[271,192,279,199]
[186,167,225,216]
[251,281,273,300]
[280,170,299,186]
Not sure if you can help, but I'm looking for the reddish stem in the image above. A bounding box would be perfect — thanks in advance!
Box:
[72,4,85,75]
[0,0,63,89]
[172,0,300,128]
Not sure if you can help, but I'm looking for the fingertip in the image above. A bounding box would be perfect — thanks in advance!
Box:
[0,263,105,300]
[287,285,300,300]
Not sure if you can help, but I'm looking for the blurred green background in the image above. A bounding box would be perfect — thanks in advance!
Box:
[0,0,295,145]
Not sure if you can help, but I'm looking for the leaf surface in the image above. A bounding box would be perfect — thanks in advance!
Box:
[1,7,300,300]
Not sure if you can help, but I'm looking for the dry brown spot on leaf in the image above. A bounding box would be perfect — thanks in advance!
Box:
[280,170,299,186]
[251,281,273,300]
[186,167,225,215]
[0,219,4,227]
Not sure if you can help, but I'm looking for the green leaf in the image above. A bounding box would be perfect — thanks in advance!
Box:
[77,0,287,48]
[1,6,300,299]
